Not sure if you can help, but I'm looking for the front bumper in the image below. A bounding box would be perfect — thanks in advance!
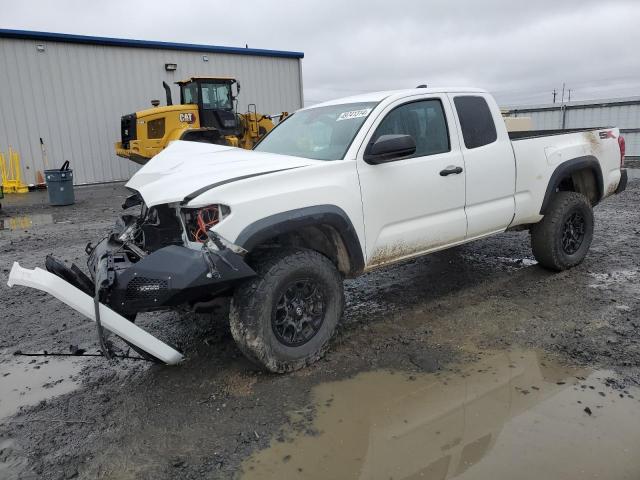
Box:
[87,235,255,316]
[6,234,255,365]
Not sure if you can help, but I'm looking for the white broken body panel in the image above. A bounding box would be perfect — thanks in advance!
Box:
[7,262,183,365]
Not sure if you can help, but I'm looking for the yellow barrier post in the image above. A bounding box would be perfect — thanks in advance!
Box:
[1,148,29,193]
[0,152,7,186]
[12,148,28,193]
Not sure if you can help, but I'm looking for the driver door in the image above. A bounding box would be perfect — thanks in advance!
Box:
[356,96,467,268]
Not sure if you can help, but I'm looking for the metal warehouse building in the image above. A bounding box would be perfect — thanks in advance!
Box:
[503,97,640,160]
[0,29,304,185]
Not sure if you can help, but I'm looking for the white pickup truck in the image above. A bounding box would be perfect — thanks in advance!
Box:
[8,87,628,372]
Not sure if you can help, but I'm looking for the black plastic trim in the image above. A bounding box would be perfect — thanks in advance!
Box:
[87,238,255,315]
[615,168,628,194]
[540,155,604,215]
[235,205,365,276]
[509,127,610,140]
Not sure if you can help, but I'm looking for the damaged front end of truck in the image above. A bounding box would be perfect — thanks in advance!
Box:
[8,191,256,364]
[85,193,255,317]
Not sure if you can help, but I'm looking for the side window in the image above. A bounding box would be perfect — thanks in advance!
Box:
[453,96,497,149]
[371,99,450,157]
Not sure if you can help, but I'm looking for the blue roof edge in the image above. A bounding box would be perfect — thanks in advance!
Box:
[0,28,304,59]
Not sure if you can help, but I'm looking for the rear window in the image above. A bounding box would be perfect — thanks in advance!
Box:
[454,96,497,149]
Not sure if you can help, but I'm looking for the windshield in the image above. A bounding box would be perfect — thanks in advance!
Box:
[254,102,378,161]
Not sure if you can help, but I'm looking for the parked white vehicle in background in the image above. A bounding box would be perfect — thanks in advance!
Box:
[9,87,628,372]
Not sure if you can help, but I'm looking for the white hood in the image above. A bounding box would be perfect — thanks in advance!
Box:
[126,141,317,207]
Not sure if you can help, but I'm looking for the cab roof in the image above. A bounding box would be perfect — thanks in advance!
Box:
[176,76,236,85]
[304,87,488,109]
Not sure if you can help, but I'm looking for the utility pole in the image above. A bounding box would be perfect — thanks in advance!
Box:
[560,83,568,129]
[552,89,557,103]
[568,89,572,102]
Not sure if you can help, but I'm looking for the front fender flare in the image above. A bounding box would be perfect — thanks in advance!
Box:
[235,205,365,276]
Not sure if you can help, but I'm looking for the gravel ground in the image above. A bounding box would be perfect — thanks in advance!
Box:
[0,172,638,479]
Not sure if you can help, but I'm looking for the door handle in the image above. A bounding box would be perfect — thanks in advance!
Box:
[439,166,463,176]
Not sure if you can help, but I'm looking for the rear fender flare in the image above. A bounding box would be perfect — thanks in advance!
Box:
[540,155,603,215]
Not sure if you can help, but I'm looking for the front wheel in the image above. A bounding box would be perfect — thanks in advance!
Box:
[230,248,344,373]
[530,191,594,271]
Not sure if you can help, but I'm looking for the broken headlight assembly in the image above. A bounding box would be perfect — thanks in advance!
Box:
[183,204,231,243]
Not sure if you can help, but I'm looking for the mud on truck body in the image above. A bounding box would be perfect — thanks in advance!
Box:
[8,87,628,372]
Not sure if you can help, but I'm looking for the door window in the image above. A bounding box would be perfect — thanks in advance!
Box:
[371,99,450,157]
[453,96,497,149]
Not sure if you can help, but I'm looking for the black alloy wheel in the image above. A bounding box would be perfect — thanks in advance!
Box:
[561,212,586,255]
[272,279,326,347]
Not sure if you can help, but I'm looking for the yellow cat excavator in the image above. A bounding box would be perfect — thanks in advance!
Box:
[115,77,286,164]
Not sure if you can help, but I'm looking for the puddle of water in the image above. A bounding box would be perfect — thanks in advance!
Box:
[0,356,82,419]
[241,349,640,480]
[0,213,54,231]
[461,253,537,269]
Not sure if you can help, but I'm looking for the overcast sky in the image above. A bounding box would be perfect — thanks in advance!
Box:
[3,0,639,106]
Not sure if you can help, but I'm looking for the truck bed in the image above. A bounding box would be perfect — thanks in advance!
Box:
[509,125,622,227]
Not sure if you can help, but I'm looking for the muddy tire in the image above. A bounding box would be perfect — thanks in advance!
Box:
[531,191,594,271]
[229,248,344,373]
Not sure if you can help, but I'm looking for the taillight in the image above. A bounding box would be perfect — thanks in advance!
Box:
[618,135,626,167]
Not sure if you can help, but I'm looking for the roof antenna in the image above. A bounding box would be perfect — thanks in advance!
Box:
[416,84,428,88]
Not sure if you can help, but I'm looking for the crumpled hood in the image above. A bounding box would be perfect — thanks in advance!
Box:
[126,141,318,207]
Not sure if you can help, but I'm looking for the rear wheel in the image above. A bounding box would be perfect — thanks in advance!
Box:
[531,191,594,271]
[230,248,344,373]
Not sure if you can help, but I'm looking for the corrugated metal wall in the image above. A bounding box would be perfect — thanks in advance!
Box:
[0,37,303,184]
[504,98,640,158]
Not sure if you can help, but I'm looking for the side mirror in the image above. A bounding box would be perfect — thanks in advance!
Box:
[363,134,416,164]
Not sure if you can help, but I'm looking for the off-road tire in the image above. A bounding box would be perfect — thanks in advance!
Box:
[531,191,594,271]
[229,248,344,373]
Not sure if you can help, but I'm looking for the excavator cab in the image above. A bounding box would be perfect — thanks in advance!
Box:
[176,77,241,135]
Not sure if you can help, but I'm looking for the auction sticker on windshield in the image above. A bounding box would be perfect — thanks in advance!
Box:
[336,108,372,121]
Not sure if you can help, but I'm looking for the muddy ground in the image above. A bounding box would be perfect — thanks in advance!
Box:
[0,171,639,479]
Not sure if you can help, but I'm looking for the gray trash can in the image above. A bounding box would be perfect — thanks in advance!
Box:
[45,161,75,206]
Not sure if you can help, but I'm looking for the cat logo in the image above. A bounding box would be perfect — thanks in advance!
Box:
[179,113,196,124]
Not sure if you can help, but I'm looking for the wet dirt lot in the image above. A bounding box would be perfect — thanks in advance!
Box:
[0,172,639,479]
